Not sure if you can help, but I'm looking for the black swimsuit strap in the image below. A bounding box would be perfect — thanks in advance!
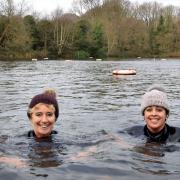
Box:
[144,124,169,142]
[28,130,58,138]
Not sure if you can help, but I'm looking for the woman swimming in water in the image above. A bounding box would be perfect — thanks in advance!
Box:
[0,89,60,167]
[27,89,59,138]
[124,84,180,143]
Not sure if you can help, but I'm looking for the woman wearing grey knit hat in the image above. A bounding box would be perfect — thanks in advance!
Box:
[124,84,180,143]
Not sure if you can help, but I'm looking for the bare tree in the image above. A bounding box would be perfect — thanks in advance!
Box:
[52,7,63,47]
[136,2,162,27]
[0,0,15,45]
[72,0,102,15]
[72,0,85,16]
[52,8,78,56]
[0,0,15,17]
[15,0,30,16]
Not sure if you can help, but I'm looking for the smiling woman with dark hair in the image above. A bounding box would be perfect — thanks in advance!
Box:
[124,84,180,143]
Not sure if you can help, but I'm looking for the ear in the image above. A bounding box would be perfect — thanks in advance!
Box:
[165,115,169,121]
[28,114,33,121]
[143,116,147,123]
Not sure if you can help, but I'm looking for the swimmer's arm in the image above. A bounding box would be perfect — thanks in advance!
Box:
[70,146,97,161]
[0,156,26,168]
[105,133,132,148]
[70,133,131,161]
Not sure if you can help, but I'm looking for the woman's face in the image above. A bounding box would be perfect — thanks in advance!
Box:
[144,106,167,133]
[30,104,56,138]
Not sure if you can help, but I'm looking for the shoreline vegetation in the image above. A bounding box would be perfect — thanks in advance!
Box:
[0,0,180,61]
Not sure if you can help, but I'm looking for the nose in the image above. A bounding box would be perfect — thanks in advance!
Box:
[151,108,157,116]
[41,114,48,122]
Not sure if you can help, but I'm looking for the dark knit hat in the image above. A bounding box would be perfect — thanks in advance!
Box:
[27,90,59,119]
[141,84,169,115]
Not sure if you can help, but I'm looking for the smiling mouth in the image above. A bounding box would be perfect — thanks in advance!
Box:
[40,124,50,129]
[150,118,159,123]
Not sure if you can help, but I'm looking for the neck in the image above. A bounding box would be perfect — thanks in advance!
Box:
[147,125,165,134]
[144,124,169,142]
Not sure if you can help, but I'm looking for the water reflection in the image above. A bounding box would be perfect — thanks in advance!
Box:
[27,136,65,168]
[131,141,180,175]
[134,142,180,157]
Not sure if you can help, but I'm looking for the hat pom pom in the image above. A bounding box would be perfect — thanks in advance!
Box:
[43,89,57,98]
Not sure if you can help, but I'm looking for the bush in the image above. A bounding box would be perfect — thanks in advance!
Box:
[74,50,90,60]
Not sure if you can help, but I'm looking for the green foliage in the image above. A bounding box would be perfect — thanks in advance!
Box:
[73,20,106,59]
[23,15,41,50]
[90,23,106,58]
[0,0,180,59]
[0,16,9,48]
[150,15,175,56]
[74,19,91,51]
[74,50,90,60]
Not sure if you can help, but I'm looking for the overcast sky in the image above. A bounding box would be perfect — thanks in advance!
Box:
[131,0,180,6]
[15,0,180,15]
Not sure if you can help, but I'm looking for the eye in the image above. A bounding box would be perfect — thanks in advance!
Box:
[34,112,42,117]
[156,107,164,112]
[47,112,54,117]
[145,107,152,112]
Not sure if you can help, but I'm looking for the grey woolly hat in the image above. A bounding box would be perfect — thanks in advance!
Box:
[141,84,169,115]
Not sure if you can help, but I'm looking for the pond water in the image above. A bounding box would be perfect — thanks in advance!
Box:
[0,59,180,180]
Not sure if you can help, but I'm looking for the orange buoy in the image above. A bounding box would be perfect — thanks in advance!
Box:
[112,69,136,75]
